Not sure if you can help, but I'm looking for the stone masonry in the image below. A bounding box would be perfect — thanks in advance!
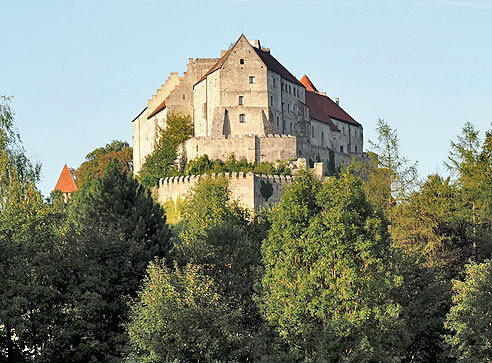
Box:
[132,34,365,211]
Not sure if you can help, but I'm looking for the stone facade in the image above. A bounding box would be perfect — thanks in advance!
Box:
[132,34,366,212]
[156,172,293,213]
[132,34,364,176]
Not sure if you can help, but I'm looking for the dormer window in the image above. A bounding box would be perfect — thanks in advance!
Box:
[239,96,244,105]
[240,59,244,64]
[239,114,246,123]
[249,76,255,84]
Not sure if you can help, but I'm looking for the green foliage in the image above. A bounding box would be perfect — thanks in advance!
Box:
[161,195,185,225]
[261,170,406,361]
[0,192,67,362]
[183,153,292,176]
[366,118,419,216]
[446,122,492,249]
[127,260,243,363]
[0,96,40,209]
[445,259,492,362]
[139,112,193,187]
[74,140,132,188]
[71,158,171,259]
[394,249,450,362]
[392,174,474,277]
[128,176,272,361]
[51,159,172,361]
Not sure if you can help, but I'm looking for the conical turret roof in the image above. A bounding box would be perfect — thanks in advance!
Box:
[54,164,78,193]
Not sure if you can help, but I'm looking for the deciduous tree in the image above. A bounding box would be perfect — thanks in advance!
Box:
[261,170,406,361]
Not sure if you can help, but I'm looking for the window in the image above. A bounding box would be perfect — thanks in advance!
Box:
[182,94,186,100]
[249,76,255,84]
[311,125,314,137]
[239,96,244,105]
[289,85,291,94]
[355,145,358,153]
[239,114,246,123]
[240,59,244,64]
[273,78,276,87]
[340,145,344,153]
[276,116,279,127]
[270,95,273,105]
[290,123,293,133]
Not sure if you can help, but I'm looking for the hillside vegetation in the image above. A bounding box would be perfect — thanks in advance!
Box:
[2,96,492,362]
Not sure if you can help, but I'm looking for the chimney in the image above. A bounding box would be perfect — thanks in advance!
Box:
[335,97,339,105]
[248,39,261,49]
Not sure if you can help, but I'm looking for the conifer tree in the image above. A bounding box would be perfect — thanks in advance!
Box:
[71,158,171,259]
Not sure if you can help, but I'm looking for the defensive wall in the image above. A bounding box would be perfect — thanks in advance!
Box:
[156,171,294,213]
[179,133,355,172]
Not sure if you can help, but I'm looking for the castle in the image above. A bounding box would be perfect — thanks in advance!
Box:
[132,34,364,211]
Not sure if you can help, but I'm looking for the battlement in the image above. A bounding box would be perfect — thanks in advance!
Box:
[156,171,294,213]
[158,171,294,188]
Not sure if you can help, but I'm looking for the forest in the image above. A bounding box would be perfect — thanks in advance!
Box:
[2,96,492,362]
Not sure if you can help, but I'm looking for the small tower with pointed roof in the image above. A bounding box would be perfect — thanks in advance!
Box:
[54,164,78,202]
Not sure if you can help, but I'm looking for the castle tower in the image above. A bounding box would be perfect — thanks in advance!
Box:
[54,164,78,202]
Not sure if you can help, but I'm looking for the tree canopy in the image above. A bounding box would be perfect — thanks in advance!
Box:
[261,170,406,361]
[73,140,132,188]
[138,112,193,188]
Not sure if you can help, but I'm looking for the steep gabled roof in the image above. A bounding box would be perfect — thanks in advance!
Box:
[306,90,360,128]
[54,164,78,193]
[195,43,236,85]
[195,34,304,87]
[300,75,318,92]
[253,47,303,87]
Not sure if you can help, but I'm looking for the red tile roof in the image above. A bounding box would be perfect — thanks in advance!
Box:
[300,75,318,92]
[54,164,78,193]
[306,90,360,128]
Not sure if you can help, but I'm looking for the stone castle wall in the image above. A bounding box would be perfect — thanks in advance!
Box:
[180,134,298,165]
[179,133,355,174]
[156,172,293,212]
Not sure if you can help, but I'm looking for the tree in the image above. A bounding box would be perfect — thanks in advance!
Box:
[46,159,172,361]
[446,122,492,253]
[73,140,132,188]
[127,260,243,362]
[444,259,492,362]
[392,174,474,277]
[139,112,193,188]
[365,119,419,217]
[70,158,171,259]
[0,96,40,209]
[261,170,406,361]
[127,176,274,361]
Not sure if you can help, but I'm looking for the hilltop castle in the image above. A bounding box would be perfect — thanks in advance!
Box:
[132,34,364,211]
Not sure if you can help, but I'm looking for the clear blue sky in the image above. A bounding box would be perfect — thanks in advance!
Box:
[2,0,492,196]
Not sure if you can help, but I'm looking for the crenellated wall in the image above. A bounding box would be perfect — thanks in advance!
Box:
[155,172,293,213]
